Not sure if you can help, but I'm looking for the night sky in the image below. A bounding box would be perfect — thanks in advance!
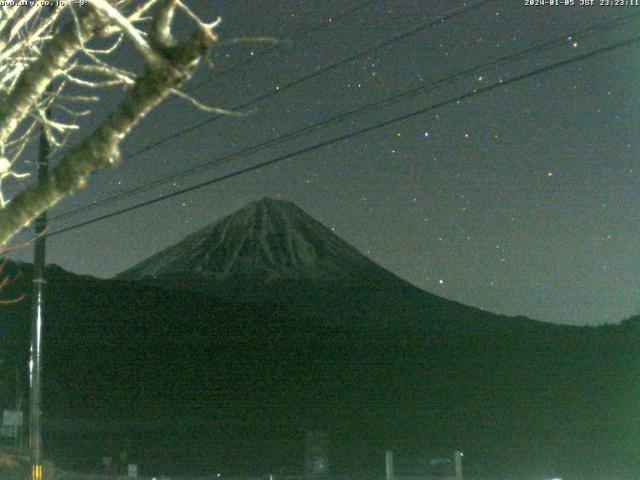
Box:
[8,0,640,326]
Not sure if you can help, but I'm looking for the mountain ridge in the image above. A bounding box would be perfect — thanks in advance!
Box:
[114,198,583,333]
[117,197,401,284]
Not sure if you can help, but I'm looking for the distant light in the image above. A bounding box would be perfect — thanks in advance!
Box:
[438,279,444,285]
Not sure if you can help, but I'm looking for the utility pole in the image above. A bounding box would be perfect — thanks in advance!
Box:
[385,451,394,480]
[29,113,50,480]
[454,450,463,480]
[15,365,23,449]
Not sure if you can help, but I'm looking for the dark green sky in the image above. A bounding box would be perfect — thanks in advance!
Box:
[10,0,640,325]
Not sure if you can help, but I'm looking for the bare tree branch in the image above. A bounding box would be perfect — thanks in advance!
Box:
[0,2,220,246]
[88,0,163,67]
[0,6,105,146]
[171,88,243,115]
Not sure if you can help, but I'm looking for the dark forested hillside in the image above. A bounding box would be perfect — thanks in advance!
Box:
[0,260,638,479]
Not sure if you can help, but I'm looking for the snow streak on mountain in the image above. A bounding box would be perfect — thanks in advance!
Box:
[118,198,383,282]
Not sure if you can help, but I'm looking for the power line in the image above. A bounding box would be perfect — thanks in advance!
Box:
[133,0,381,137]
[47,1,393,223]
[46,34,640,238]
[50,11,640,222]
[100,0,493,162]
[183,0,381,96]
[51,0,493,221]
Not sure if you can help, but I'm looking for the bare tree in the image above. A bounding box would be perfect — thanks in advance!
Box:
[0,0,223,246]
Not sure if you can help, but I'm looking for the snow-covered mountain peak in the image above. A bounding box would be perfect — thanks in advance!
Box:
[117,198,383,282]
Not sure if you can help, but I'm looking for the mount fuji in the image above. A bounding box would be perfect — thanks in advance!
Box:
[118,197,396,283]
[116,197,450,312]
[115,197,527,331]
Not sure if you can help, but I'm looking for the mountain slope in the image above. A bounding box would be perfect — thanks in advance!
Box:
[0,263,636,479]
[115,198,557,333]
[118,197,388,283]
